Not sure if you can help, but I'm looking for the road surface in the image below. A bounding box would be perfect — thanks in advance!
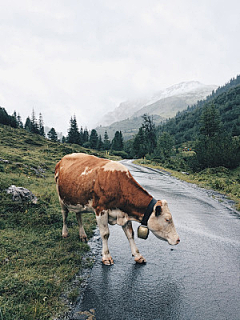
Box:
[69,160,240,320]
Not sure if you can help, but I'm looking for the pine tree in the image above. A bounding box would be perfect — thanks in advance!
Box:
[24,117,32,132]
[47,128,58,141]
[103,131,111,150]
[89,129,98,149]
[133,127,148,158]
[10,111,18,128]
[119,131,123,150]
[17,113,23,128]
[0,107,9,125]
[38,113,45,136]
[141,114,157,154]
[79,127,84,145]
[111,131,123,151]
[97,135,104,150]
[200,104,221,137]
[154,132,174,161]
[83,128,89,143]
[232,123,240,136]
[31,109,39,134]
[67,116,80,144]
[12,111,17,124]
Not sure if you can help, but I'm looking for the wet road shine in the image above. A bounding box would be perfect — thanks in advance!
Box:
[72,161,240,320]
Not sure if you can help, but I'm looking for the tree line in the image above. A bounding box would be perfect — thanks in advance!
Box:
[0,107,45,136]
[0,107,124,153]
[63,115,124,152]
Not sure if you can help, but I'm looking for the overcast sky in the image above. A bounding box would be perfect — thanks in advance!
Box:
[0,0,240,134]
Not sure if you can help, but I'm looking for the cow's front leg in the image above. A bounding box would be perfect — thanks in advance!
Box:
[76,212,88,242]
[96,210,114,265]
[122,221,146,264]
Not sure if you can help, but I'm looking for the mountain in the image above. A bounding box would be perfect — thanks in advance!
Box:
[132,83,217,119]
[96,81,217,139]
[96,114,165,141]
[97,97,150,128]
[157,77,240,144]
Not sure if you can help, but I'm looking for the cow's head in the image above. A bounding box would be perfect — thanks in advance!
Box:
[147,200,180,245]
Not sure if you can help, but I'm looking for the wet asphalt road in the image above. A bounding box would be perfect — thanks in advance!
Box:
[71,160,240,320]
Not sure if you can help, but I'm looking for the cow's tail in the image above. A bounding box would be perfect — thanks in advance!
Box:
[55,161,60,184]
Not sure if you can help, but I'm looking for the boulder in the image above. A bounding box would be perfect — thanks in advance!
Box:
[6,185,38,204]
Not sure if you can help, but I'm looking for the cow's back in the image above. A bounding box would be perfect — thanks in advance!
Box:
[55,153,130,206]
[55,153,107,204]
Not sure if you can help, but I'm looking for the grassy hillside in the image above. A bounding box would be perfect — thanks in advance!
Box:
[0,124,111,319]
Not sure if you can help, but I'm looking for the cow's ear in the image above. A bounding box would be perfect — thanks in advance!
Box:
[155,205,162,217]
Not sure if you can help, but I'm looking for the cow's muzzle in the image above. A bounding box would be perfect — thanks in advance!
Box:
[168,237,180,245]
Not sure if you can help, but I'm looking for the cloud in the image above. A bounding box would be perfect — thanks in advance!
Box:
[0,0,240,134]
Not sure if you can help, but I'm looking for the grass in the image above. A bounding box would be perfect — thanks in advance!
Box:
[0,124,104,319]
[135,159,240,211]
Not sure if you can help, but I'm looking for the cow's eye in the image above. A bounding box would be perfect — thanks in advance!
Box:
[165,218,170,222]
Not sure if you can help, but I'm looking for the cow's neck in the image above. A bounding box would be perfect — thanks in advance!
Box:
[120,185,152,222]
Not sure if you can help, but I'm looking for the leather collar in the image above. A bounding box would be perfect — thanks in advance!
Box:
[141,198,157,226]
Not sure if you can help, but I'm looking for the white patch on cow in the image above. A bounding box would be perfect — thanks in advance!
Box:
[108,209,129,226]
[80,166,93,176]
[68,153,88,159]
[62,199,95,213]
[103,161,130,177]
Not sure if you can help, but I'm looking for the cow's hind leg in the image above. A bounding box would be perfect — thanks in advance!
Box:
[122,221,146,264]
[76,212,88,242]
[96,210,114,265]
[61,202,69,238]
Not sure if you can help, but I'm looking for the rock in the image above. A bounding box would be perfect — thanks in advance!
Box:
[0,158,10,163]
[6,185,38,204]
[30,166,45,178]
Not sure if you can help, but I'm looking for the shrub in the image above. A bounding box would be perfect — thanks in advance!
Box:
[111,150,128,158]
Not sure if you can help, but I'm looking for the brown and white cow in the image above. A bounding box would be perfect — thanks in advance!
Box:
[55,153,180,265]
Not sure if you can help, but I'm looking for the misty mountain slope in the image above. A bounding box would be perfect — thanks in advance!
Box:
[157,82,240,145]
[133,86,216,118]
[96,81,217,139]
[96,114,164,140]
[97,98,150,127]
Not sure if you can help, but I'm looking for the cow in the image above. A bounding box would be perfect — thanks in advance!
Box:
[55,153,180,265]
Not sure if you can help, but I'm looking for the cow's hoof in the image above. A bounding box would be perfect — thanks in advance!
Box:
[134,255,146,264]
[80,236,88,243]
[62,233,69,238]
[102,257,114,265]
